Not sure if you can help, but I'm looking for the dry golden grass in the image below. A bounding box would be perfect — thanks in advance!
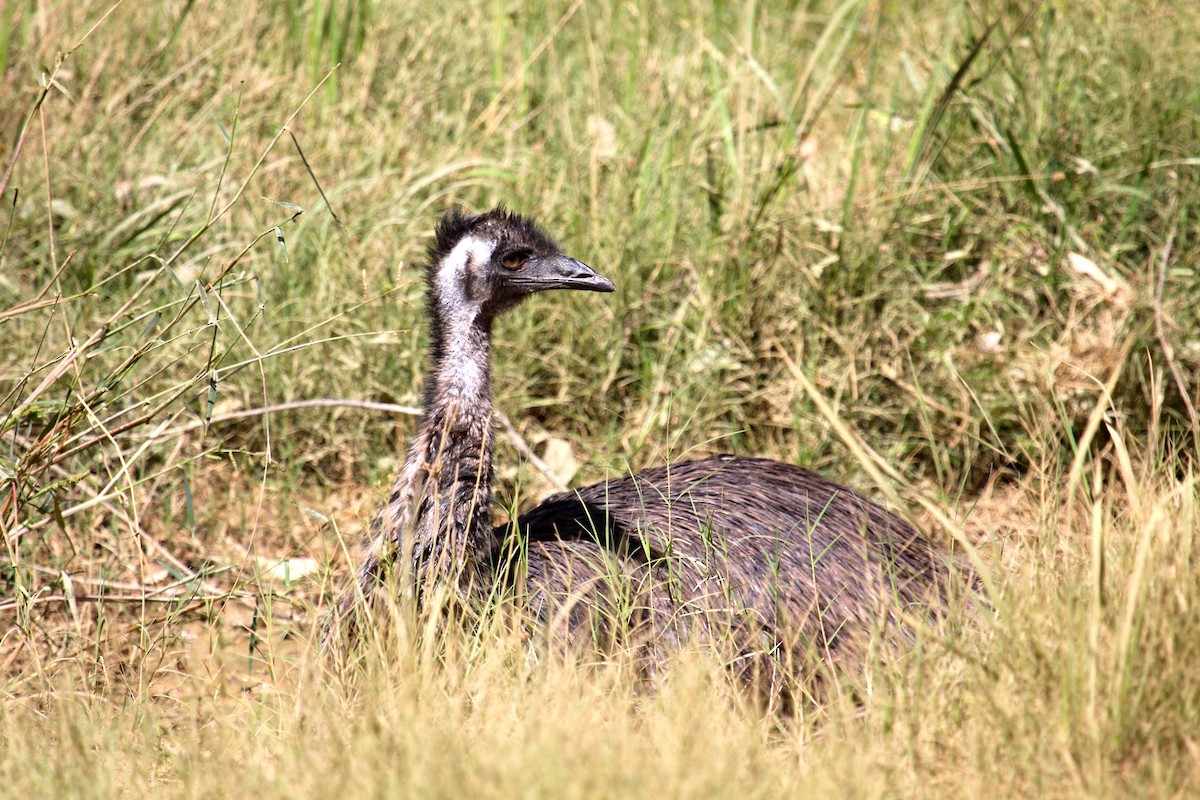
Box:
[2,0,1199,796]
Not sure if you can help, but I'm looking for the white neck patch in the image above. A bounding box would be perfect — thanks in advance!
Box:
[436,235,495,323]
[433,235,495,395]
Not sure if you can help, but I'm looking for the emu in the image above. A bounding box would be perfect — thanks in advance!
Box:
[330,207,953,693]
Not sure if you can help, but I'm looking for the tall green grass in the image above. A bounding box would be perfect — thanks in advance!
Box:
[1,0,1198,796]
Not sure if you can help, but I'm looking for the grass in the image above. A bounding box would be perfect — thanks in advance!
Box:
[2,0,1199,796]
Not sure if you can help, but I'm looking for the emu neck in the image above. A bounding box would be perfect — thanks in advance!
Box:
[384,311,496,592]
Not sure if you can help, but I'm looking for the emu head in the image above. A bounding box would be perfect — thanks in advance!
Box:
[426,206,614,325]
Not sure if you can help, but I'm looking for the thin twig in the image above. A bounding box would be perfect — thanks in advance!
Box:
[494,409,570,493]
[27,563,215,598]
[139,398,422,442]
[1153,221,1199,432]
[0,593,227,614]
[287,128,343,226]
[138,398,572,493]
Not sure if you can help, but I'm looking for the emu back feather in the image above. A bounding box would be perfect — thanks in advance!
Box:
[498,454,947,672]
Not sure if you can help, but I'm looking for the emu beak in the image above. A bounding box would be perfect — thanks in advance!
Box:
[528,255,616,293]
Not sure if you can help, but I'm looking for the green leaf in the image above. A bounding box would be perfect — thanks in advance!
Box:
[274,226,289,264]
[263,196,303,213]
[204,371,218,430]
[182,473,196,533]
[195,280,216,325]
[138,311,163,341]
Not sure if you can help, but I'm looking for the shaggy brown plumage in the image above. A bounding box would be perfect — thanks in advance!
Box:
[328,207,956,696]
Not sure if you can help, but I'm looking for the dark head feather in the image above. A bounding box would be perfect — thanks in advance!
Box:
[426,205,562,288]
[422,205,566,369]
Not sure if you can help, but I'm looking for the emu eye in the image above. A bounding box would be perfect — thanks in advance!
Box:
[500,253,525,271]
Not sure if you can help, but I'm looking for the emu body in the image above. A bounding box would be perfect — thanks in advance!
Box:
[509,455,942,668]
[332,207,950,685]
